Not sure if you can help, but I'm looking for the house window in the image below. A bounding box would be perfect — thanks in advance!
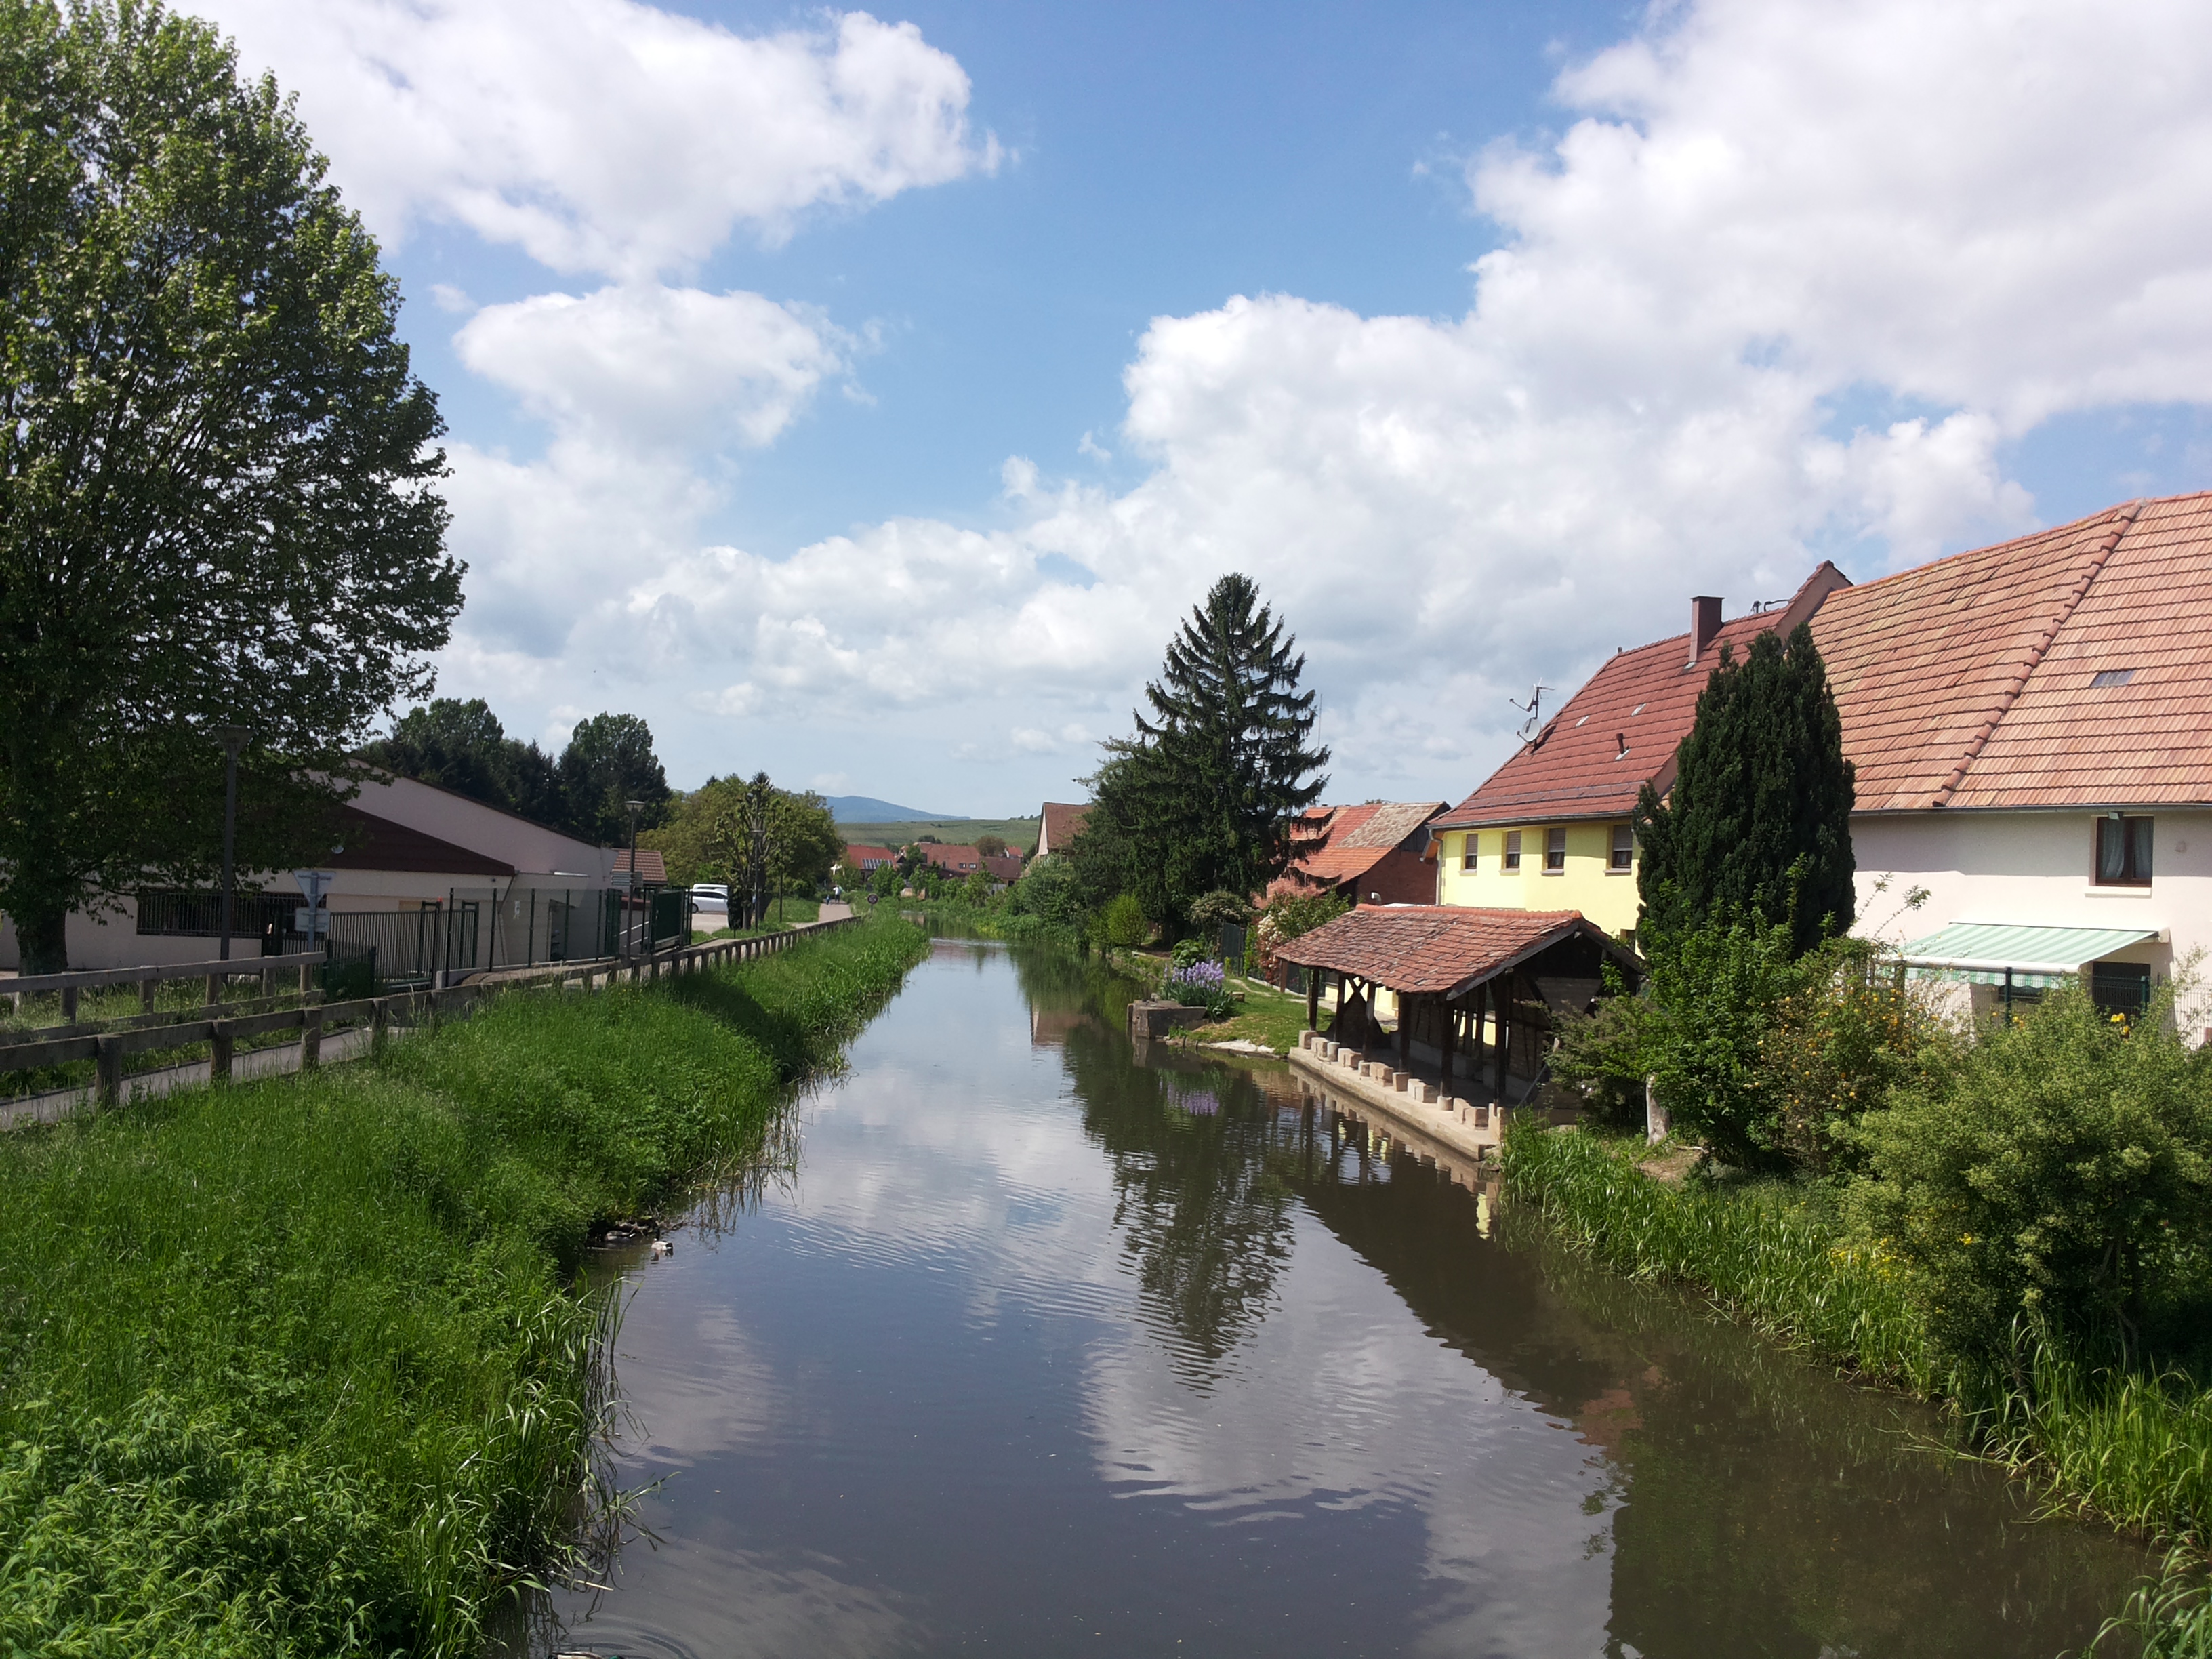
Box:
[1502,831,1521,872]
[2094,815,2154,886]
[1544,827,1568,872]
[1609,823,1634,871]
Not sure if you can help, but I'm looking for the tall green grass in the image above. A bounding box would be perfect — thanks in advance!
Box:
[1504,1120,2212,1641]
[0,914,927,1657]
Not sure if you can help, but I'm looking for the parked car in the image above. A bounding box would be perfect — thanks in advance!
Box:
[690,884,730,920]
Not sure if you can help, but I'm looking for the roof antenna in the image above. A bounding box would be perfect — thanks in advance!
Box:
[1509,682,1553,743]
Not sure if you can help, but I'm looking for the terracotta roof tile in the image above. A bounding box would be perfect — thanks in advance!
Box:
[1275,802,1446,893]
[1436,565,1849,828]
[1272,903,1633,996]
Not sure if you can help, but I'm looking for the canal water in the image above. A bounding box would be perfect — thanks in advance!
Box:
[537,939,2145,1658]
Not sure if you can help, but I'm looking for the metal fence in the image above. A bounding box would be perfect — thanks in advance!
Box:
[136,888,304,948]
[325,888,630,986]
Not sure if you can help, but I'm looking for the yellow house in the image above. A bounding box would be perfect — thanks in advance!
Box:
[1429,567,1851,946]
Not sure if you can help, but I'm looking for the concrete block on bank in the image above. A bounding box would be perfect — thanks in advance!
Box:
[1128,1000,1209,1041]
[1417,1082,1437,1104]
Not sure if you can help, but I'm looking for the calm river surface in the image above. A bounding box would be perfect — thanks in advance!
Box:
[537,939,2145,1658]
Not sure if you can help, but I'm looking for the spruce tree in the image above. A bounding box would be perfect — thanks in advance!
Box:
[1080,574,1329,927]
[1633,621,1856,956]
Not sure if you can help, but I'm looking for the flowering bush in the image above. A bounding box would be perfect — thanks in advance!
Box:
[1163,958,1233,1019]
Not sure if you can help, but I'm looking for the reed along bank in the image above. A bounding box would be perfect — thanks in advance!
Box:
[0,913,928,1658]
[1502,1117,2212,1651]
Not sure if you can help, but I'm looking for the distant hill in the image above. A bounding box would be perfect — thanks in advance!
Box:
[826,795,947,823]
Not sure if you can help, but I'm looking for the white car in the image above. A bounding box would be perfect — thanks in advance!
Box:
[689,884,731,919]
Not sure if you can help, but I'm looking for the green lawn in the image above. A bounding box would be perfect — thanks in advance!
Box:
[1183,977,1314,1054]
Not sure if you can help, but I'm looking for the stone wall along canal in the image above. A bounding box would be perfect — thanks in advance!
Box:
[533,939,2146,1658]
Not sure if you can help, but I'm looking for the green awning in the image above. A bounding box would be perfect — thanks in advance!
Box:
[1898,921,2158,989]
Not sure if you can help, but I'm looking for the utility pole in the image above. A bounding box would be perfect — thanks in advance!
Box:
[216,727,249,962]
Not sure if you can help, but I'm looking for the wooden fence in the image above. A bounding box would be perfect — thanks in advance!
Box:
[0,916,859,1115]
[4,949,328,1021]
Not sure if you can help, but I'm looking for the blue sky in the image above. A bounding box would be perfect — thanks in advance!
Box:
[203,0,2212,813]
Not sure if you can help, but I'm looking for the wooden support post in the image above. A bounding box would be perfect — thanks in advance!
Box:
[371,997,389,1054]
[300,1007,323,1071]
[210,1019,235,1082]
[298,963,313,1000]
[95,1035,121,1105]
[1397,998,1410,1068]
[260,966,272,1000]
[1439,994,1454,1098]
[140,979,157,1014]
[205,972,222,1008]
[1305,969,1320,1031]
[1492,979,1509,1101]
[61,985,79,1023]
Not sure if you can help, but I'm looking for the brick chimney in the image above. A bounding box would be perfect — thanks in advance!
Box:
[1689,596,1722,665]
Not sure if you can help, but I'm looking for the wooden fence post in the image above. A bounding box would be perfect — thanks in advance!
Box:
[210,1019,234,1082]
[204,972,221,1008]
[61,985,79,1023]
[140,979,157,1014]
[371,997,389,1055]
[300,1007,323,1071]
[298,963,313,1000]
[94,1035,121,1105]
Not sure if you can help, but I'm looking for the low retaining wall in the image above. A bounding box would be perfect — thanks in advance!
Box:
[1286,1028,1505,1162]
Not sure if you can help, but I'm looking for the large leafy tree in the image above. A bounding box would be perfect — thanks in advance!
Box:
[1633,621,1856,958]
[364,696,567,827]
[707,773,839,926]
[1076,573,1328,929]
[0,0,461,969]
[556,712,671,846]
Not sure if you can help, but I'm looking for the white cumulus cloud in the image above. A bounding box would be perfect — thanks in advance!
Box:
[454,285,853,451]
[422,0,2212,802]
[202,0,997,279]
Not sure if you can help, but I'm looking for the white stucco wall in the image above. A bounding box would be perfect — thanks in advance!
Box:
[1851,807,2212,991]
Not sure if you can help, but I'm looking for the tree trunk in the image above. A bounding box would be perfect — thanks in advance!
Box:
[14,895,69,975]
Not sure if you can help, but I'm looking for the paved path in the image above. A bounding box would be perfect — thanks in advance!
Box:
[819,901,855,922]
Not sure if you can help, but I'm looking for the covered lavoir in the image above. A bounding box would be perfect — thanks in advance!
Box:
[1273,905,1642,1105]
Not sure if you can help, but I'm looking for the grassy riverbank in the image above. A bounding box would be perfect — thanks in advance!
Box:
[1502,1120,2212,1650]
[0,914,927,1657]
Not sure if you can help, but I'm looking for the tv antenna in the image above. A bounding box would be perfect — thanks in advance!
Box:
[1510,682,1553,743]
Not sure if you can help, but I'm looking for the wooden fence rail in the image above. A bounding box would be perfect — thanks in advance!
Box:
[4,949,329,1021]
[0,915,859,1114]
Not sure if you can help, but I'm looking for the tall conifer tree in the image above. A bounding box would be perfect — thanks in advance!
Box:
[1633,620,1856,956]
[1078,574,1328,926]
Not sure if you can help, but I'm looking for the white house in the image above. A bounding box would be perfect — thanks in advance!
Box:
[1,773,621,974]
[1809,492,2212,1024]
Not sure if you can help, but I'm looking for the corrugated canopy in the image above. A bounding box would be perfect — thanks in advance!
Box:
[1271,904,1640,998]
[1898,921,2158,988]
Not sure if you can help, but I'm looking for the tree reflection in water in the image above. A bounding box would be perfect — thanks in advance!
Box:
[1008,939,2146,1659]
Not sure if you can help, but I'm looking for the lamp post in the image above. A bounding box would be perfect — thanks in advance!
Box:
[625,799,644,959]
[215,726,249,962]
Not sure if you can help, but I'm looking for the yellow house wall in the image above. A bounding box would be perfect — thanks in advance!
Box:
[1433,823,1641,937]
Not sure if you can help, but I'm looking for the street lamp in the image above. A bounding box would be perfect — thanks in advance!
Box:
[215,726,249,962]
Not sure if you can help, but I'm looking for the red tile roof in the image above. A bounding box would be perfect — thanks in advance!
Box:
[1272,904,1636,996]
[1811,493,2212,810]
[843,844,899,869]
[919,844,984,872]
[1038,802,1091,855]
[611,848,667,884]
[981,853,1025,882]
[1271,801,1446,896]
[1437,565,1850,829]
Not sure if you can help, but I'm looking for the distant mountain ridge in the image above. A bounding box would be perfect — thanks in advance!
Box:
[826,795,950,824]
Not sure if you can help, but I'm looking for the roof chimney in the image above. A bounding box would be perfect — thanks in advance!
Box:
[1689,596,1722,665]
